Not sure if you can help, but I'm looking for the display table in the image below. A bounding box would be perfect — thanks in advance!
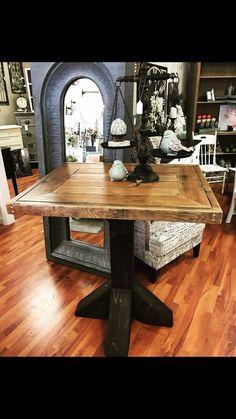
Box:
[7,163,222,356]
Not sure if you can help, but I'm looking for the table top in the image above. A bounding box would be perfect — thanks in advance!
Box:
[7,163,222,224]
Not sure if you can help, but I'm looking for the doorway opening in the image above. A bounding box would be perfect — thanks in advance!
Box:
[64,78,104,164]
[64,77,105,247]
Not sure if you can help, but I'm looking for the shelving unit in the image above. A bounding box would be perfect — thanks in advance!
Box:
[187,62,236,167]
[15,112,38,166]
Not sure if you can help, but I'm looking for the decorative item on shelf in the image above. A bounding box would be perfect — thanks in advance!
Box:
[200,115,207,128]
[226,82,235,97]
[211,88,215,101]
[216,140,222,152]
[205,114,211,128]
[219,159,226,167]
[16,95,28,112]
[210,116,217,128]
[198,114,218,132]
[108,160,128,181]
[206,88,215,101]
[196,115,202,131]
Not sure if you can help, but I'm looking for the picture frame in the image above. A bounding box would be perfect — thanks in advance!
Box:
[0,62,9,105]
[206,88,215,102]
[218,103,236,131]
[7,62,26,94]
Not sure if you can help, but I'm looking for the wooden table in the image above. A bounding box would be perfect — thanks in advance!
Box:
[7,163,222,356]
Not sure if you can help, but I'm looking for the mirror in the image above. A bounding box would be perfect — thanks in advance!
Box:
[64,78,105,248]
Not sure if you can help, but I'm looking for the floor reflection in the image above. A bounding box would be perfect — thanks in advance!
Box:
[70,218,104,248]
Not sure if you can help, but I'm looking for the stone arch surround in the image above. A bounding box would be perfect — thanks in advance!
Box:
[31,62,127,275]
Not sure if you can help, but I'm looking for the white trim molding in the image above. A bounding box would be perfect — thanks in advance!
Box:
[0,149,15,225]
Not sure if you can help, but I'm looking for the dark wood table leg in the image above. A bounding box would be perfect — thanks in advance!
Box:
[75,282,111,319]
[75,219,173,357]
[104,288,132,356]
[133,280,173,326]
[103,220,135,356]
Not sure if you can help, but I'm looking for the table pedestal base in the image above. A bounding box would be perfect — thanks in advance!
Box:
[75,219,173,357]
[75,279,172,356]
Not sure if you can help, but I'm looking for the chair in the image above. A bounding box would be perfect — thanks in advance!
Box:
[134,136,205,283]
[134,220,205,283]
[225,168,236,223]
[193,132,227,194]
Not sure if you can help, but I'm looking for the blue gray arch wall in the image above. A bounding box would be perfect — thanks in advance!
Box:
[31,62,133,276]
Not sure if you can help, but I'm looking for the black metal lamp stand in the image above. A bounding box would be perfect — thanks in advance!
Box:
[116,73,176,182]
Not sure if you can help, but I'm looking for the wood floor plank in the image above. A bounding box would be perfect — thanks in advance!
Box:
[0,169,235,356]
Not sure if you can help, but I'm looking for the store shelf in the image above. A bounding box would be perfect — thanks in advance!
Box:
[198,130,236,136]
[197,100,234,104]
[200,75,236,79]
[188,63,236,170]
[216,152,236,155]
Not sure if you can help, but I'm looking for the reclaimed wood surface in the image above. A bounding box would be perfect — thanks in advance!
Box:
[7,163,222,224]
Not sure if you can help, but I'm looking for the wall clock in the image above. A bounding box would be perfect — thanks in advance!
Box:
[16,95,28,112]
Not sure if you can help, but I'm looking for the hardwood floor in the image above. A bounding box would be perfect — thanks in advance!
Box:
[0,169,236,356]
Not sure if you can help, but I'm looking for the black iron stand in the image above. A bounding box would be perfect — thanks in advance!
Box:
[127,137,160,183]
[75,220,173,356]
[128,87,161,182]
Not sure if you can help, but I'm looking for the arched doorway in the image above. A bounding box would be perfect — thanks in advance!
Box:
[64,77,105,247]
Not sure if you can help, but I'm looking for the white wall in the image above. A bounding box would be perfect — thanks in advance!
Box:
[0,150,15,225]
[0,62,31,126]
[64,79,103,135]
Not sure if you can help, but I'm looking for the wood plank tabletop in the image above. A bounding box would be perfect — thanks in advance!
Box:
[7,163,223,224]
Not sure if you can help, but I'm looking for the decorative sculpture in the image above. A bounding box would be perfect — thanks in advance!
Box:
[103,63,195,182]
